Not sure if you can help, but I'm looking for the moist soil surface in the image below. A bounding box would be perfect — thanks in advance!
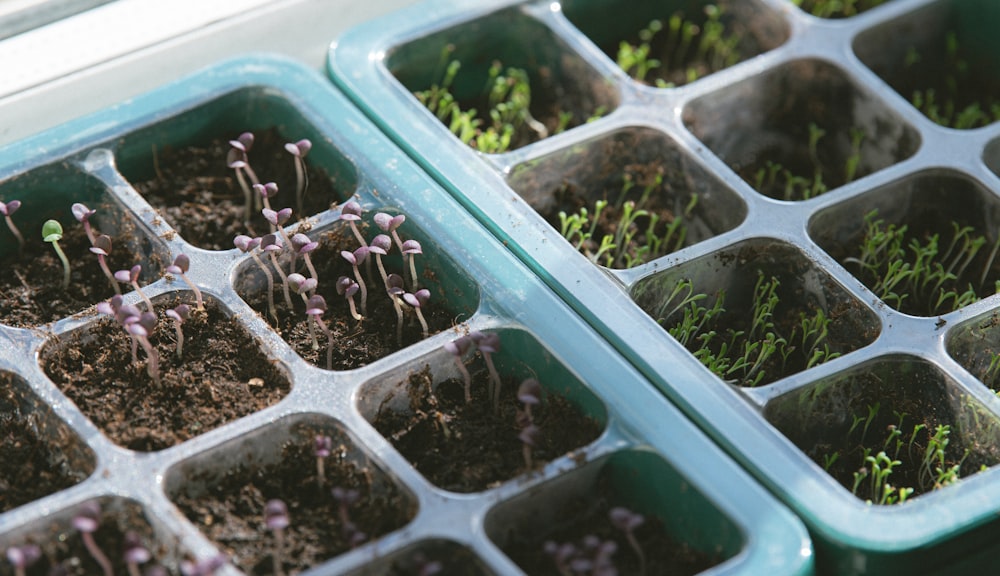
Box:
[172,427,415,575]
[504,480,723,576]
[130,127,344,251]
[0,380,88,514]
[41,298,291,452]
[373,365,603,493]
[0,212,156,328]
[238,223,461,371]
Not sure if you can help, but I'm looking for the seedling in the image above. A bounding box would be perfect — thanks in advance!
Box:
[127,310,161,384]
[403,288,431,339]
[90,234,121,295]
[314,434,333,489]
[751,122,864,201]
[265,499,289,576]
[793,0,888,18]
[72,202,98,245]
[341,247,370,315]
[289,275,320,349]
[42,219,71,290]
[443,334,475,403]
[339,201,369,248]
[235,234,278,324]
[471,331,503,410]
[123,531,151,576]
[262,206,295,261]
[374,212,409,280]
[368,233,392,288]
[115,264,155,312]
[256,182,280,214]
[72,501,113,576]
[336,275,364,324]
[166,253,204,310]
[519,423,542,470]
[517,377,542,423]
[261,233,294,309]
[291,233,320,283]
[285,138,312,216]
[544,536,618,576]
[166,303,192,359]
[401,239,423,291]
[228,131,260,220]
[609,506,646,576]
[331,487,367,548]
[386,273,407,345]
[5,544,40,576]
[306,295,335,370]
[0,199,24,256]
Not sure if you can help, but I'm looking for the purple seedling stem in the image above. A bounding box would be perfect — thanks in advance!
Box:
[228,132,260,219]
[336,276,364,324]
[385,273,406,346]
[235,234,278,324]
[306,294,335,369]
[0,200,24,256]
[472,331,503,410]
[265,499,290,576]
[289,273,320,349]
[285,138,312,216]
[90,234,121,295]
[72,501,113,576]
[261,233,295,309]
[166,304,192,359]
[72,202,97,245]
[42,219,71,289]
[123,531,152,576]
[609,507,646,576]
[518,378,542,423]
[401,239,423,291]
[374,211,417,287]
[314,434,333,489]
[443,335,475,403]
[115,264,155,312]
[403,289,431,339]
[519,424,542,471]
[166,253,204,310]
[262,206,295,263]
[341,247,369,315]
[128,311,161,384]
[6,544,40,576]
[331,487,366,548]
[181,553,228,576]
[369,234,392,288]
[291,233,319,283]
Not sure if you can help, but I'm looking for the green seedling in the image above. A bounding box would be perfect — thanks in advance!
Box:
[752,123,865,201]
[792,0,889,18]
[41,219,71,290]
[907,31,1000,129]
[844,210,995,316]
[660,272,839,386]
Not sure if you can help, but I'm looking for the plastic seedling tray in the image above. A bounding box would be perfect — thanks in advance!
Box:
[0,55,811,575]
[329,0,1000,573]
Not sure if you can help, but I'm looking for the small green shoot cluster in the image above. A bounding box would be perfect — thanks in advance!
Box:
[414,47,570,153]
[907,32,1000,130]
[752,123,865,201]
[616,5,743,88]
[844,210,998,316]
[557,173,697,268]
[659,272,839,386]
[792,0,889,19]
[821,402,970,505]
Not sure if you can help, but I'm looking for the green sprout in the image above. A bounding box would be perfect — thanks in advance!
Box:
[844,210,996,316]
[658,272,840,387]
[42,219,70,290]
[751,122,865,201]
[617,6,743,88]
[792,0,889,19]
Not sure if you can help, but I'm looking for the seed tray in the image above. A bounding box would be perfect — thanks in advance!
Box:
[328,0,1000,573]
[0,56,811,574]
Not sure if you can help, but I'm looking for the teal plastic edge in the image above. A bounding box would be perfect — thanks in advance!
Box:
[326,0,1000,573]
[0,53,813,574]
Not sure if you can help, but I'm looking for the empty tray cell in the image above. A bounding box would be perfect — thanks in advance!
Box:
[166,413,416,575]
[764,355,1000,504]
[386,5,618,154]
[233,205,480,370]
[0,497,185,575]
[946,309,1000,394]
[507,126,745,269]
[487,449,743,575]
[631,238,879,387]
[0,371,94,513]
[358,327,607,493]
[810,169,1000,317]
[792,0,894,19]
[561,0,789,88]
[855,0,1000,129]
[0,161,166,327]
[115,86,358,250]
[39,294,292,452]
[345,539,492,575]
[684,58,919,201]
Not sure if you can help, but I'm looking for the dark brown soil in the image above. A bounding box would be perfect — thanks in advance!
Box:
[373,365,603,493]
[237,223,460,371]
[131,127,344,251]
[40,298,291,452]
[3,500,176,576]
[172,426,415,575]
[504,482,722,576]
[380,542,488,576]
[0,212,155,328]
[0,378,88,513]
